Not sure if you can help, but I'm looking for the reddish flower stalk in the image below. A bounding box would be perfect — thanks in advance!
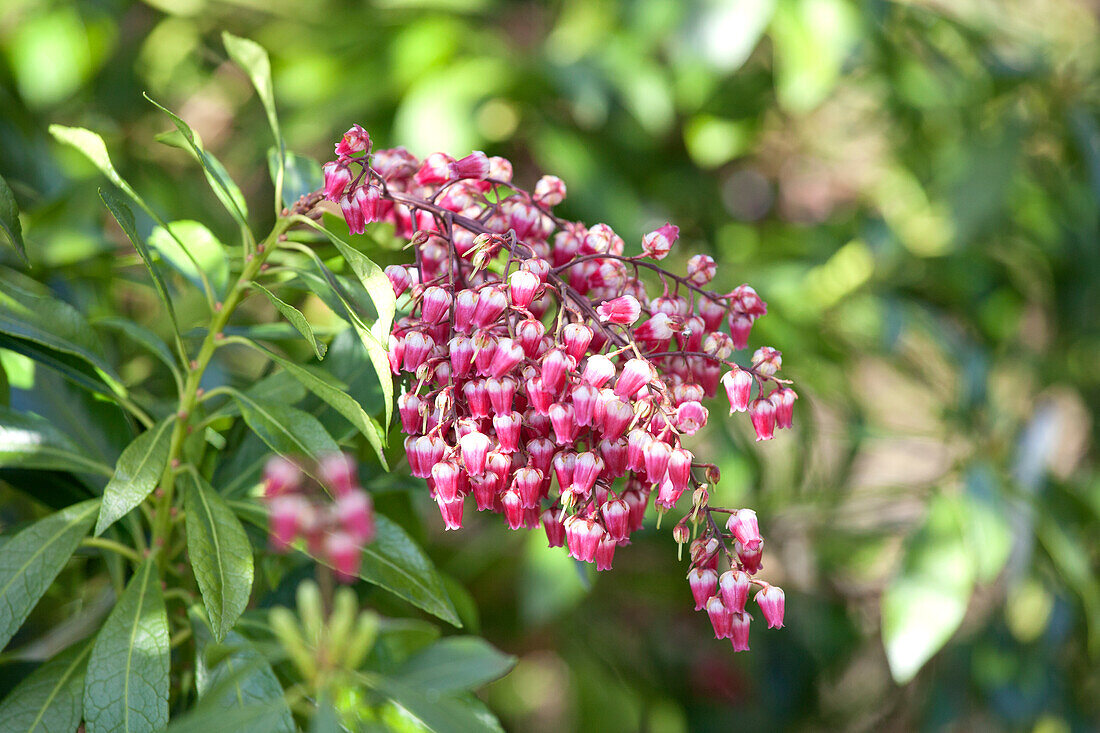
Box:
[321,126,793,648]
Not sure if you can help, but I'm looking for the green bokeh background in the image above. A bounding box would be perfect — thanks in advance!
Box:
[2,0,1099,730]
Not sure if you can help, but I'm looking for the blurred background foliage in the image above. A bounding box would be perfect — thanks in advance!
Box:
[2,0,1099,730]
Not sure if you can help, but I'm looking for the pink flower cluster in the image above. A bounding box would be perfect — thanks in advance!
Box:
[321,125,794,647]
[263,453,376,582]
[685,509,785,652]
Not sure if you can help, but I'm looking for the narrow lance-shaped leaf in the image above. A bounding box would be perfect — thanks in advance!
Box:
[98,189,182,342]
[96,418,174,536]
[296,217,396,426]
[189,611,295,733]
[364,674,504,733]
[93,315,184,389]
[84,557,170,733]
[392,637,516,694]
[143,94,250,231]
[223,32,284,209]
[228,389,340,462]
[148,221,230,298]
[0,499,100,650]
[235,337,387,468]
[184,472,254,642]
[0,172,27,263]
[49,125,216,303]
[292,240,394,429]
[0,266,124,392]
[0,639,92,732]
[0,406,114,476]
[251,282,327,359]
[314,514,460,627]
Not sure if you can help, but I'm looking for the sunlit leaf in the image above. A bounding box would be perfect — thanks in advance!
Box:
[84,557,169,733]
[144,94,250,230]
[184,472,254,642]
[95,418,174,536]
[148,221,230,298]
[251,282,327,359]
[881,493,974,684]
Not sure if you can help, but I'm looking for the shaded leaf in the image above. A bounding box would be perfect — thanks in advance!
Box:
[95,418,174,536]
[0,499,99,650]
[98,189,182,342]
[184,473,254,642]
[84,558,169,733]
[0,266,122,389]
[392,637,516,694]
[0,639,92,732]
[190,611,294,733]
[229,389,340,461]
[268,149,322,209]
[330,514,459,627]
[239,337,386,467]
[251,282,327,359]
[94,316,183,387]
[0,173,27,263]
[367,674,503,733]
[0,406,114,476]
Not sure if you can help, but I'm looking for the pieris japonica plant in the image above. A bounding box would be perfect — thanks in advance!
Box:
[321,122,795,648]
[0,30,793,733]
[0,34,515,732]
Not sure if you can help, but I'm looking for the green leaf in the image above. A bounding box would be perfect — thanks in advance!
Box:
[346,514,460,627]
[0,499,99,650]
[0,639,92,732]
[93,316,183,388]
[184,473,254,642]
[84,558,170,733]
[50,125,217,303]
[98,189,182,343]
[0,266,123,390]
[49,125,142,206]
[251,282,327,359]
[293,241,394,428]
[0,333,116,399]
[222,32,283,204]
[166,703,292,733]
[237,337,387,468]
[268,149,322,209]
[228,389,340,462]
[0,173,27,263]
[881,493,975,684]
[367,675,503,733]
[148,221,230,298]
[0,406,114,476]
[144,94,250,230]
[190,612,294,733]
[95,418,174,536]
[392,637,516,694]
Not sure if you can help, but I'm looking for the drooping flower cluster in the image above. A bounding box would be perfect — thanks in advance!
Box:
[320,124,794,648]
[263,453,376,581]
